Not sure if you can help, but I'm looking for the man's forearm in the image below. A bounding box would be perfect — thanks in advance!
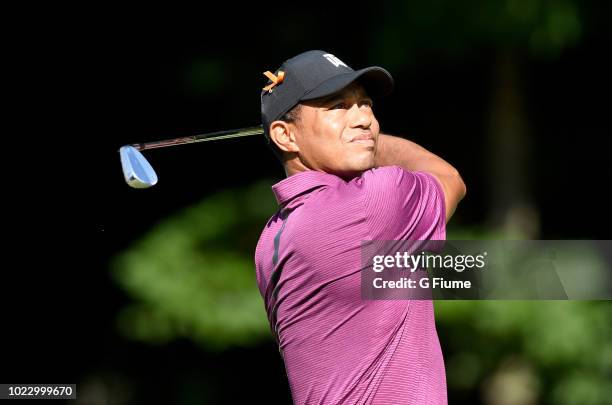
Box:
[375,133,466,221]
[375,134,457,177]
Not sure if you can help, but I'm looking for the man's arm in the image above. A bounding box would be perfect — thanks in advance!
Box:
[374,134,466,223]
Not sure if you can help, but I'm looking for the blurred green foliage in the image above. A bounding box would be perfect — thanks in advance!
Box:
[436,300,612,405]
[441,228,612,404]
[111,179,278,350]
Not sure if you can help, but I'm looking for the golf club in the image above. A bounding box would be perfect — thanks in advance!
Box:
[119,125,264,189]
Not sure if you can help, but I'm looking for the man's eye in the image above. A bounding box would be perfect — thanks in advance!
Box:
[361,100,373,108]
[331,102,348,110]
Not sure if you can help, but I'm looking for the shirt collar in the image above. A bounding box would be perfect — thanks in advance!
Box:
[272,170,344,207]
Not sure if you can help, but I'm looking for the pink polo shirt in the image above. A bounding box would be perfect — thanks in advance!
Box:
[254,165,447,405]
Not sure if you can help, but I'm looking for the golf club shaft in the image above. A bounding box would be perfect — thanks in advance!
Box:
[130,125,264,151]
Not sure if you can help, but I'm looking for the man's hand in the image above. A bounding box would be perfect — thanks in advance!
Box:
[375,134,466,223]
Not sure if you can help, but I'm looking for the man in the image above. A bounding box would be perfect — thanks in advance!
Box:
[255,50,466,405]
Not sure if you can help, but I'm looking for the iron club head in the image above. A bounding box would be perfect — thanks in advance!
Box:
[119,146,158,189]
[118,125,263,188]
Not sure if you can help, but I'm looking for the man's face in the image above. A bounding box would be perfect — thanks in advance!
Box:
[291,82,380,179]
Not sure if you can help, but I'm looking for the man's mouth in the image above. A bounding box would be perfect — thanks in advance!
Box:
[351,133,375,145]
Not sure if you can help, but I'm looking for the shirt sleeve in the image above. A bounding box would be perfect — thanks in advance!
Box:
[360,165,446,241]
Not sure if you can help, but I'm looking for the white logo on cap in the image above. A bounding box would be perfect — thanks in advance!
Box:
[323,53,348,68]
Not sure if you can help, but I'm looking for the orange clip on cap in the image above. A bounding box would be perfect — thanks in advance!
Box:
[262,70,285,92]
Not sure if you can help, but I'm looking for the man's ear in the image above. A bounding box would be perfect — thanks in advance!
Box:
[269,121,300,153]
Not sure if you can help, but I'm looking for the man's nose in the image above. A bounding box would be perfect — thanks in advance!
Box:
[349,104,372,129]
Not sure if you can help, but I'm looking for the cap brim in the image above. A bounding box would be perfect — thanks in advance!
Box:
[300,66,394,101]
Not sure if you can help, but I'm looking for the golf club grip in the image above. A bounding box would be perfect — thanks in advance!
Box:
[132,126,264,151]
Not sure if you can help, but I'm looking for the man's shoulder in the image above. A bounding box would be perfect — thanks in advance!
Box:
[358,165,440,192]
[288,166,414,210]
[350,165,417,193]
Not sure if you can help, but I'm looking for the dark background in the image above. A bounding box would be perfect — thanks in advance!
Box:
[5,2,611,404]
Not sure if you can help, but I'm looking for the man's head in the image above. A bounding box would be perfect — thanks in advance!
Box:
[261,50,393,179]
[269,82,380,179]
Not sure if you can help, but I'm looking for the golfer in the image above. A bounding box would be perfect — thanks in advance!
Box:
[255,50,466,405]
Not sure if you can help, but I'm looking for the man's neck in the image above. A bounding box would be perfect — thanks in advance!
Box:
[283,158,311,177]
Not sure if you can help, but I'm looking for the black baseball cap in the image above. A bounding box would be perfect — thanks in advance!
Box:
[260,50,394,141]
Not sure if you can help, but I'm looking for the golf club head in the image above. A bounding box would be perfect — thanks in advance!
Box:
[119,146,158,189]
